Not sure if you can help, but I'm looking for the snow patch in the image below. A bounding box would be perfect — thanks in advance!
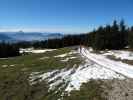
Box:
[20,48,56,54]
[54,51,78,58]
[10,65,15,67]
[102,50,133,60]
[2,65,8,68]
[54,53,68,58]
[61,57,77,62]
[1,64,15,67]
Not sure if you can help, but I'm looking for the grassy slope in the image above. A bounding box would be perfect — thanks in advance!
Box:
[64,80,107,100]
[0,47,81,100]
[0,47,106,100]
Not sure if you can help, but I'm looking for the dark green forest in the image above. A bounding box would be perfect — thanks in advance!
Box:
[88,20,129,50]
[0,42,20,58]
[0,20,133,58]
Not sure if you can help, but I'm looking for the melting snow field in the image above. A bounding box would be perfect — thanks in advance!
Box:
[29,48,126,93]
[102,50,133,60]
[54,51,78,58]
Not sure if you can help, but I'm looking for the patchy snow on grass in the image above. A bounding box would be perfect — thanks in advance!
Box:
[54,51,78,58]
[32,49,56,53]
[1,64,15,68]
[29,58,124,93]
[68,51,78,55]
[0,58,8,60]
[69,57,77,59]
[29,70,58,85]
[102,50,133,60]
[65,60,125,92]
[19,48,33,53]
[2,65,8,68]
[30,47,133,94]
[60,58,69,62]
[20,48,56,54]
[61,57,77,62]
[9,65,15,67]
[54,53,68,58]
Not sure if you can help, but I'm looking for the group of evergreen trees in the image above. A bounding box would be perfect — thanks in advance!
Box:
[88,20,129,50]
[0,42,20,58]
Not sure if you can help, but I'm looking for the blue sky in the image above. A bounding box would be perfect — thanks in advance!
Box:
[0,0,133,33]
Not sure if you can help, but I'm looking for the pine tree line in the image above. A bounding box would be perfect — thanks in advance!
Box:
[16,34,87,49]
[88,20,129,50]
[0,42,20,58]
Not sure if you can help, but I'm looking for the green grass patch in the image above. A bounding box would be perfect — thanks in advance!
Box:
[63,80,107,100]
[0,47,84,100]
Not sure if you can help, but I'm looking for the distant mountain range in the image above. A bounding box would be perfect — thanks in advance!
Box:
[0,31,63,42]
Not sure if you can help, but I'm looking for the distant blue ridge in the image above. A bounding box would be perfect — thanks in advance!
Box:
[0,32,63,42]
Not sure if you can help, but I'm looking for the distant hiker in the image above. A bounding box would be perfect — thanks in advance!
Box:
[79,45,82,53]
